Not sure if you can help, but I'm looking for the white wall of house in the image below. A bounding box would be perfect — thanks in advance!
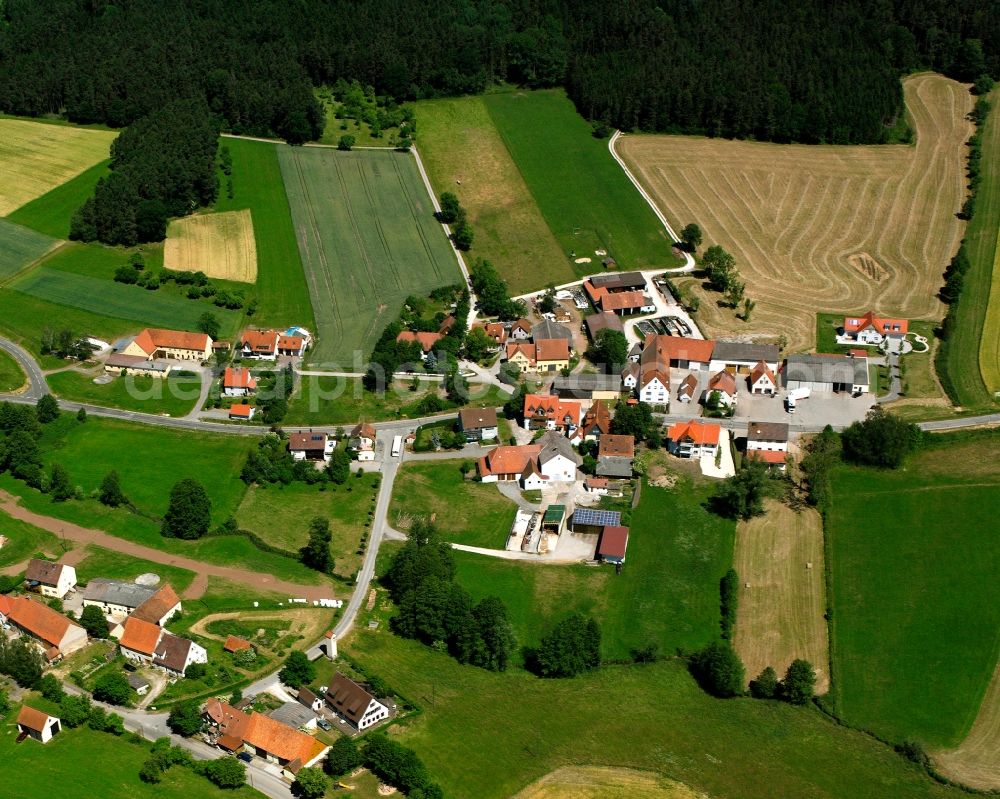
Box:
[639,378,668,404]
[521,471,547,490]
[357,699,390,730]
[750,375,776,394]
[747,440,788,452]
[184,642,209,672]
[39,566,76,599]
[539,454,577,482]
[120,646,153,665]
[223,386,251,397]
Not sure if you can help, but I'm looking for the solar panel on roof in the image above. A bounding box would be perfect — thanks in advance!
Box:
[571,508,622,527]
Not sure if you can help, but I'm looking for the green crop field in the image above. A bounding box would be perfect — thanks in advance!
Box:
[483,89,682,277]
[213,138,314,330]
[941,88,1000,406]
[11,264,243,335]
[6,160,110,239]
[277,145,461,366]
[346,631,963,799]
[0,218,59,281]
[0,348,26,392]
[413,96,572,293]
[47,370,203,417]
[828,430,1000,747]
[0,288,137,354]
[391,460,519,549]
[451,478,734,660]
[0,708,259,799]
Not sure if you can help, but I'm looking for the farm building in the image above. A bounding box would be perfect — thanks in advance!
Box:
[709,341,781,374]
[597,434,635,478]
[17,706,61,744]
[584,311,625,340]
[223,367,257,397]
[128,674,151,696]
[131,583,181,626]
[82,580,157,620]
[242,710,329,776]
[678,373,698,402]
[531,319,574,343]
[229,404,256,421]
[749,361,778,394]
[24,559,76,600]
[288,432,335,462]
[269,702,318,731]
[224,635,253,653]
[596,525,630,565]
[458,407,499,442]
[552,373,622,401]
[784,354,870,394]
[599,290,657,316]
[534,339,571,372]
[325,673,390,731]
[478,432,581,487]
[843,311,909,344]
[570,508,623,536]
[541,504,567,535]
[589,271,647,292]
[666,420,721,459]
[120,328,212,362]
[103,353,173,378]
[0,595,87,660]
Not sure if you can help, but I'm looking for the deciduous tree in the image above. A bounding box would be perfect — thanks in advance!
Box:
[161,478,212,539]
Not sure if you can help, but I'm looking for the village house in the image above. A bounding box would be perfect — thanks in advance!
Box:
[120,328,212,362]
[505,342,536,371]
[297,687,325,713]
[458,407,499,442]
[584,311,625,341]
[666,420,722,459]
[288,431,335,463]
[708,341,781,374]
[24,559,76,600]
[584,476,610,495]
[477,322,507,349]
[678,373,698,403]
[118,617,164,664]
[478,431,582,487]
[325,673,391,731]
[596,434,635,478]
[397,330,443,360]
[131,584,182,626]
[103,353,173,378]
[242,711,329,776]
[277,333,308,357]
[571,400,612,443]
[598,290,657,316]
[222,367,257,397]
[523,394,583,433]
[81,580,157,621]
[534,338,571,372]
[349,423,377,462]
[509,319,532,341]
[706,370,738,408]
[17,706,61,744]
[204,698,250,752]
[229,404,256,421]
[0,595,87,661]
[748,360,778,395]
[153,631,208,677]
[746,421,790,471]
[843,311,909,344]
[240,329,280,360]
[784,353,870,394]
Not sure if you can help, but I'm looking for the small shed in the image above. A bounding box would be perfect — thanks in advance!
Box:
[570,508,622,536]
[128,674,151,696]
[17,705,61,744]
[541,505,566,535]
[224,635,253,653]
[596,525,630,565]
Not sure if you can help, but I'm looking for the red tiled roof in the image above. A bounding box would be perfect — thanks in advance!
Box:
[277,335,304,352]
[579,401,612,436]
[119,617,162,656]
[133,328,211,355]
[17,705,53,733]
[598,434,635,459]
[243,712,326,764]
[750,361,776,385]
[241,329,279,353]
[600,290,647,312]
[597,525,630,559]
[510,319,532,334]
[229,404,254,418]
[679,373,698,397]
[708,370,737,395]
[224,635,252,653]
[289,432,329,451]
[585,477,609,489]
[644,334,715,364]
[481,322,507,344]
[132,584,180,625]
[478,445,542,478]
[583,281,608,304]
[505,342,536,365]
[843,311,908,335]
[523,394,582,427]
[747,450,788,465]
[7,596,80,648]
[459,407,498,430]
[0,594,13,617]
[224,367,257,390]
[535,339,570,362]
[397,331,443,352]
[667,419,721,446]
[848,348,869,358]
[351,422,376,439]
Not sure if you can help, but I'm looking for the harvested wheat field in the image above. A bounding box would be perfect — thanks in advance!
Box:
[511,767,709,799]
[618,74,972,351]
[164,208,258,282]
[733,500,829,693]
[0,118,116,216]
[934,658,1000,790]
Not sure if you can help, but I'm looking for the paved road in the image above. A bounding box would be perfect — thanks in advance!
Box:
[0,336,47,400]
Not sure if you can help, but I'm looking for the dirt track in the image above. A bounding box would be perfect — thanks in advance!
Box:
[0,489,336,601]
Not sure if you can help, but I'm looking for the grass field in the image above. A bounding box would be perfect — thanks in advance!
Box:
[619,74,972,352]
[0,709,259,799]
[0,218,60,281]
[413,96,572,293]
[213,138,313,330]
[278,145,461,365]
[483,89,682,279]
[828,430,1000,748]
[71,544,197,595]
[0,515,64,568]
[733,500,829,693]
[345,630,964,799]
[7,160,110,239]
[0,348,26,392]
[236,476,379,579]
[0,117,116,215]
[164,209,258,282]
[980,233,1000,393]
[390,460,518,548]
[0,288,138,354]
[11,262,243,335]
[512,767,708,799]
[47,370,203,417]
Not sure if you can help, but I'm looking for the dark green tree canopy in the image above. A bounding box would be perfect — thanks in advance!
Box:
[841,406,922,469]
[161,478,212,540]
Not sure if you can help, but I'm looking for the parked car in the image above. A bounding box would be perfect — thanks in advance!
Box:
[317,718,332,731]
[237,752,253,763]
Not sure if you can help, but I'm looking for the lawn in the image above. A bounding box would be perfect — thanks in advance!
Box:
[828,429,1000,747]
[413,96,572,293]
[0,117,116,216]
[236,475,380,579]
[0,515,64,568]
[277,145,461,365]
[47,369,203,417]
[0,288,137,355]
[283,374,508,426]
[0,711,260,799]
[940,86,1000,406]
[12,255,244,336]
[0,348,26,392]
[0,218,60,281]
[213,138,314,330]
[390,460,519,548]
[483,89,682,277]
[72,544,197,595]
[345,630,964,799]
[7,160,110,239]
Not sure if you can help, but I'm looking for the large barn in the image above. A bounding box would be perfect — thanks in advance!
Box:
[783,354,869,395]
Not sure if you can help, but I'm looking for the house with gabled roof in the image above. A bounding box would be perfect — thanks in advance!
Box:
[666,420,721,459]
[843,311,908,344]
[523,394,582,433]
[746,421,789,471]
[118,617,163,663]
[458,407,498,442]
[17,705,61,744]
[325,673,390,731]
[131,583,181,626]
[678,373,698,403]
[478,432,581,487]
[82,580,156,620]
[534,338,571,372]
[571,400,612,443]
[3,596,87,660]
[749,360,777,395]
[289,431,335,463]
[223,367,257,397]
[709,341,780,374]
[240,329,280,360]
[229,404,256,421]
[121,328,213,361]
[505,341,536,371]
[153,631,208,677]
[706,370,738,408]
[349,422,376,461]
[397,330,443,358]
[509,319,532,340]
[597,434,635,478]
[24,559,76,600]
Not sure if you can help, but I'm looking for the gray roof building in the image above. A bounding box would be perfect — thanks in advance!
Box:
[711,341,781,364]
[537,430,583,467]
[82,580,157,610]
[269,702,317,730]
[551,373,623,398]
[596,457,634,478]
[784,354,869,387]
[747,421,790,443]
[590,272,647,291]
[531,320,574,343]
[584,312,625,339]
